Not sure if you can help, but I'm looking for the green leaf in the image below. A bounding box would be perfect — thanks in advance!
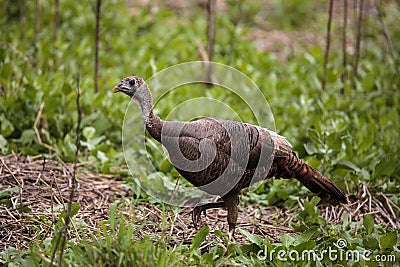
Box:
[304,142,318,155]
[109,202,117,230]
[97,150,109,163]
[213,229,224,238]
[301,226,320,241]
[190,226,209,251]
[68,202,81,217]
[379,232,397,249]
[303,197,320,216]
[308,129,321,144]
[56,202,81,228]
[363,236,379,250]
[0,187,19,200]
[0,134,8,153]
[238,228,263,246]
[0,117,14,137]
[326,132,342,150]
[363,214,374,235]
[82,126,96,140]
[80,136,105,151]
[20,129,35,144]
[374,158,397,177]
[336,160,361,172]
[279,234,296,248]
[294,240,316,252]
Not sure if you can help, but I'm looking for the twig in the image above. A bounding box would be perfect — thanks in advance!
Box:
[0,158,21,187]
[322,0,334,91]
[50,74,82,266]
[196,38,209,62]
[33,101,60,154]
[58,73,82,266]
[379,193,397,219]
[169,176,180,206]
[94,0,101,93]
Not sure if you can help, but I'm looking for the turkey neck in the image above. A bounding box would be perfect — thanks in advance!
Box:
[133,84,163,142]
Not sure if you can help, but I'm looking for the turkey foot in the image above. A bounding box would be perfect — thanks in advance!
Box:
[191,201,226,229]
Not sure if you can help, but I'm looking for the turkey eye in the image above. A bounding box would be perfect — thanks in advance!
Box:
[129,79,136,87]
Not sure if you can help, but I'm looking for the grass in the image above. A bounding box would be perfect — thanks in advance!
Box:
[0,0,399,266]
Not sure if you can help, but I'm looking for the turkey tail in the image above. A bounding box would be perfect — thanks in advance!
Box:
[279,152,348,204]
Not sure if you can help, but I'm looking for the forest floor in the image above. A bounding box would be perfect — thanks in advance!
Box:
[1,154,398,251]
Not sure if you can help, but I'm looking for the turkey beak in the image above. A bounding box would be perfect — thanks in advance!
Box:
[113,82,128,93]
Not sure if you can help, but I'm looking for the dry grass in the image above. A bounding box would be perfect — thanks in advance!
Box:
[0,154,127,251]
[1,154,398,251]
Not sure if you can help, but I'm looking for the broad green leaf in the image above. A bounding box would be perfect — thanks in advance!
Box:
[0,187,19,200]
[279,234,296,248]
[374,158,396,177]
[238,228,263,246]
[294,240,316,252]
[97,150,109,163]
[363,214,374,235]
[304,142,318,155]
[0,117,14,137]
[20,129,35,144]
[82,126,96,140]
[304,200,316,216]
[308,129,321,144]
[336,160,361,172]
[190,226,209,251]
[363,236,379,250]
[309,196,320,206]
[379,232,397,249]
[0,134,7,153]
[301,226,320,241]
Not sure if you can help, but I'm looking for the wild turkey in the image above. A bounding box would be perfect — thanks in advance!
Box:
[113,76,348,231]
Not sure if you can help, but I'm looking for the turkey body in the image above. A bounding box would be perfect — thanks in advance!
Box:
[113,76,348,231]
[161,117,282,196]
[147,114,348,231]
[157,117,346,202]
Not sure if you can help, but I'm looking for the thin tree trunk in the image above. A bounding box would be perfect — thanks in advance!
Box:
[34,0,41,67]
[322,0,334,91]
[228,1,243,64]
[353,0,364,78]
[341,0,348,95]
[205,0,216,85]
[19,0,26,40]
[94,0,101,93]
[376,0,400,76]
[54,0,60,42]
